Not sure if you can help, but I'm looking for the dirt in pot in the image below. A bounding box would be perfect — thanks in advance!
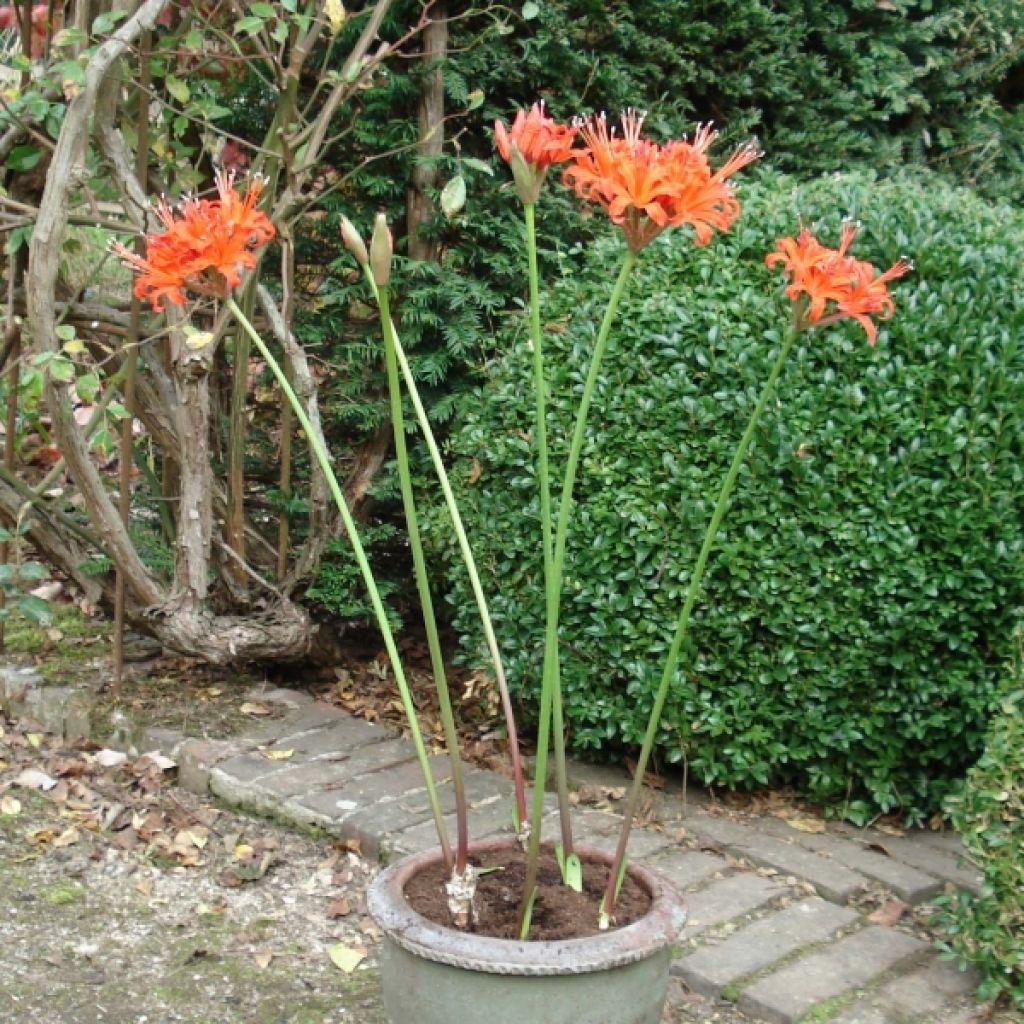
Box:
[403,845,652,940]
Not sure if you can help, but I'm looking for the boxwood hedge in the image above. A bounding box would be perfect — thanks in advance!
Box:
[937,647,1024,1009]
[427,170,1024,822]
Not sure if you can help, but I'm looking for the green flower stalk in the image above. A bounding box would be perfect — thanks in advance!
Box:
[370,215,472,895]
[342,217,531,838]
[228,293,455,872]
[598,220,910,924]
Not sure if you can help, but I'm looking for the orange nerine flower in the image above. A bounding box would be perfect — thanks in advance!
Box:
[494,102,576,170]
[113,171,275,311]
[766,221,910,344]
[563,111,759,252]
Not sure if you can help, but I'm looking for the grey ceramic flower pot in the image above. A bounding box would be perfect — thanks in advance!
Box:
[367,837,687,1024]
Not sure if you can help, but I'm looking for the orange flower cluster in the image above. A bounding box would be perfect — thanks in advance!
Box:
[494,102,576,171]
[563,112,759,252]
[113,172,275,311]
[766,222,911,344]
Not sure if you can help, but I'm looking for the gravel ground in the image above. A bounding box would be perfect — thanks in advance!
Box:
[0,713,386,1024]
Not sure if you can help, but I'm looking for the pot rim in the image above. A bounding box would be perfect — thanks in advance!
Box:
[367,836,687,976]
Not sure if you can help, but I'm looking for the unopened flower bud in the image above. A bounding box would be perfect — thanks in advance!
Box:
[370,212,392,287]
[509,143,544,206]
[339,215,368,265]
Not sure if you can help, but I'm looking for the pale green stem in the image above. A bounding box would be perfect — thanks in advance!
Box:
[600,325,800,920]
[524,202,573,860]
[378,287,469,874]
[518,249,639,937]
[361,264,529,829]
[226,295,453,873]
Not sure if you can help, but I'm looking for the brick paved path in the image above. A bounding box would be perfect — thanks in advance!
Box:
[1,668,987,1024]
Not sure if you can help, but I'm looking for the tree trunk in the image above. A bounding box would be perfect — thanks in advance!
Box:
[406,5,447,262]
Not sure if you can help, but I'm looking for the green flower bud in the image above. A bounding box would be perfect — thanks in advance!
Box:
[370,212,392,287]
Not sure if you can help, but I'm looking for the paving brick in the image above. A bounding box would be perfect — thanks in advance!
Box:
[262,715,393,761]
[673,898,859,997]
[737,926,928,1024]
[648,850,728,890]
[177,737,246,795]
[386,793,525,859]
[775,826,942,904]
[292,747,442,811]
[681,872,788,937]
[255,758,367,799]
[140,726,186,757]
[241,702,349,743]
[860,835,981,894]
[244,686,314,709]
[919,830,969,857]
[211,738,414,815]
[568,811,673,859]
[875,956,980,1015]
[0,665,40,704]
[343,767,513,852]
[690,812,868,903]
[831,1003,896,1024]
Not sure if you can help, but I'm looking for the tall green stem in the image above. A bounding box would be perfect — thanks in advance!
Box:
[379,287,469,874]
[600,325,800,922]
[518,249,639,936]
[226,295,453,873]
[524,204,573,861]
[362,265,529,829]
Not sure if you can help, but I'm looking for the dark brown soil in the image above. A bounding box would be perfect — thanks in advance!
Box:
[404,845,653,940]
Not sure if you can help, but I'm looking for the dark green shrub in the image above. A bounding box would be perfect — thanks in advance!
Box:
[452,0,1024,200]
[428,169,1024,822]
[937,632,1024,1009]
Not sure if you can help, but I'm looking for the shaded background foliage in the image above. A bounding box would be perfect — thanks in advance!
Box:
[426,171,1024,822]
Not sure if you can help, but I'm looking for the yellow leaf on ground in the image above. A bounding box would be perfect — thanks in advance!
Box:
[253,949,274,969]
[786,817,825,834]
[1,795,21,816]
[26,733,44,750]
[328,943,365,973]
[234,843,255,861]
[264,749,294,761]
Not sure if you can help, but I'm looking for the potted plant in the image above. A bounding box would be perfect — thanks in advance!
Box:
[115,103,908,1024]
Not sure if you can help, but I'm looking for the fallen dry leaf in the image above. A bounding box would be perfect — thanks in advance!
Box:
[874,821,906,838]
[786,816,826,834]
[52,827,81,848]
[328,943,365,973]
[264,749,294,761]
[14,768,57,791]
[868,899,909,927]
[25,733,44,750]
[136,752,176,773]
[326,896,351,919]
[1,795,22,816]
[94,749,128,769]
[239,701,272,717]
[253,949,274,969]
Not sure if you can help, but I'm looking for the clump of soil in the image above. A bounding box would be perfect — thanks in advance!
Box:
[404,845,652,940]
